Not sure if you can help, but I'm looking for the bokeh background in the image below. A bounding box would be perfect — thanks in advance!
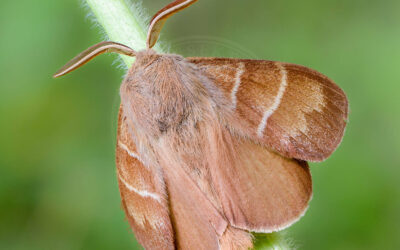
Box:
[1,0,400,249]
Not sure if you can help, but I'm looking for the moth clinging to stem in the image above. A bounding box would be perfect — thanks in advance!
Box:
[53,0,349,249]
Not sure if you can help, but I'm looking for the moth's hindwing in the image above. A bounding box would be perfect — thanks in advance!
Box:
[206,131,313,232]
[116,106,174,250]
[189,57,349,162]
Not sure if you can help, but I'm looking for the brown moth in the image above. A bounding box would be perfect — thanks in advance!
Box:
[54,0,348,249]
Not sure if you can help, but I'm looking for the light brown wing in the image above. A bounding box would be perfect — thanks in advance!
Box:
[117,107,238,250]
[189,57,349,162]
[209,132,312,233]
[116,107,174,250]
[152,121,242,249]
[160,157,227,250]
[199,123,312,233]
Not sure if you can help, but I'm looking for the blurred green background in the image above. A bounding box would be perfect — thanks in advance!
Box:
[1,0,400,249]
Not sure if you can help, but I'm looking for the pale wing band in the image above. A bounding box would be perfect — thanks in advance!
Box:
[257,63,288,137]
[231,62,246,109]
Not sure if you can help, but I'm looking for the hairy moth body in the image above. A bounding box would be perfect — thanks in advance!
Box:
[54,0,348,249]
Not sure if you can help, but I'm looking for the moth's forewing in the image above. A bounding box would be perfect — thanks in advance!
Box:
[147,0,198,48]
[160,153,226,250]
[116,107,174,250]
[189,58,348,162]
[117,105,241,250]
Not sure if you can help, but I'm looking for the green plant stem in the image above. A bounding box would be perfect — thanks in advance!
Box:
[253,233,292,250]
[84,0,291,249]
[85,0,162,66]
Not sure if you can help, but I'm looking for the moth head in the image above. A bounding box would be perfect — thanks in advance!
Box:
[53,0,198,78]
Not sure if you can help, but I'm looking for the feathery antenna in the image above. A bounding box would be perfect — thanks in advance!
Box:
[147,0,198,49]
[53,41,136,78]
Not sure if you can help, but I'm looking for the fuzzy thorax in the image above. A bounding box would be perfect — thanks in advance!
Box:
[120,50,230,138]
